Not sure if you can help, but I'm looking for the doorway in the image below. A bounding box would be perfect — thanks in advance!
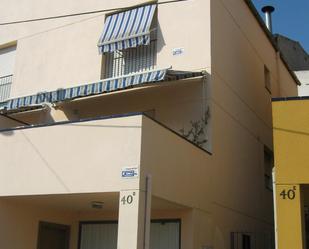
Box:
[37,221,70,249]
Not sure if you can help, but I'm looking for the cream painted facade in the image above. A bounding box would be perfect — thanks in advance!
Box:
[0,0,298,249]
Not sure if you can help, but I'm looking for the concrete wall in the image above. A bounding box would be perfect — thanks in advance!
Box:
[0,115,142,196]
[0,113,213,197]
[141,107,275,248]
[141,116,212,210]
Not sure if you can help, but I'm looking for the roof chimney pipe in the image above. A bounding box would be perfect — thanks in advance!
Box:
[261,5,275,33]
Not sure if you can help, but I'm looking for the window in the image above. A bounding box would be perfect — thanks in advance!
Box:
[264,146,274,191]
[264,65,271,93]
[0,45,16,102]
[99,4,158,79]
[103,39,157,78]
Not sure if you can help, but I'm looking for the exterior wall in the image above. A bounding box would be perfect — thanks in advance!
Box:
[0,0,211,98]
[272,99,309,249]
[210,0,298,247]
[141,116,214,248]
[0,0,212,151]
[0,0,301,249]
[272,100,309,184]
[276,58,299,97]
[0,115,142,196]
[0,199,76,249]
[141,111,274,249]
[275,184,305,249]
[141,115,212,210]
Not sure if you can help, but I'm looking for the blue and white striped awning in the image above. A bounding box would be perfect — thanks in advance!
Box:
[1,69,204,112]
[98,4,156,54]
[3,69,167,111]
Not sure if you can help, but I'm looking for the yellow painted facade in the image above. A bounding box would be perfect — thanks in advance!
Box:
[273,99,309,249]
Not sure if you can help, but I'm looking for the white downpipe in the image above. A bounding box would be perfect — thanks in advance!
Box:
[272,168,278,249]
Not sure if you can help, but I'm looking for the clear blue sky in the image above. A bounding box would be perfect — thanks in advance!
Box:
[252,0,309,53]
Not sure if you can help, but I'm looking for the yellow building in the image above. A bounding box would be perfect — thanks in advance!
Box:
[0,0,299,249]
[273,98,309,249]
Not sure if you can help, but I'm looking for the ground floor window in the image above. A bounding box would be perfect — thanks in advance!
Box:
[78,219,180,249]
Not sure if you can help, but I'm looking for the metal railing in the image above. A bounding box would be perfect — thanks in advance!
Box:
[104,40,157,79]
[0,74,12,102]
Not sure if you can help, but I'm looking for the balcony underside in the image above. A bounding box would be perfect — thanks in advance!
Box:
[1,192,188,212]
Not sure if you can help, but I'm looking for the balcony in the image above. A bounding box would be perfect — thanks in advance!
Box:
[0,113,211,198]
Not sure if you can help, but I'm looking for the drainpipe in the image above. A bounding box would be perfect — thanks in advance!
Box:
[143,174,152,249]
[262,5,275,33]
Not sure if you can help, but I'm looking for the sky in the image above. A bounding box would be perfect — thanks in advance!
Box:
[252,0,309,53]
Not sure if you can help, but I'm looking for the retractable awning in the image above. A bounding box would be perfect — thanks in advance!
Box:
[0,68,204,112]
[98,4,156,54]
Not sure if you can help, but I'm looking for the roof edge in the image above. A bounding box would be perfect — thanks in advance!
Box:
[243,0,301,86]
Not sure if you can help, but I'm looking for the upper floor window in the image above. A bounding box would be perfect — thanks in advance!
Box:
[98,4,157,79]
[0,45,16,102]
[264,146,274,191]
[264,65,271,94]
[103,39,157,78]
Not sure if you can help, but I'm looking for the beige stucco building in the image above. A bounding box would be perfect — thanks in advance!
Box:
[0,0,299,249]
